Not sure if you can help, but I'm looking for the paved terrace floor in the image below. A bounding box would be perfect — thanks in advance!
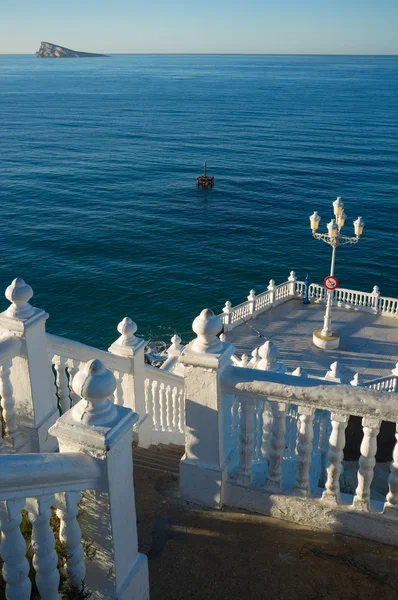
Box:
[225,299,398,381]
[134,460,398,600]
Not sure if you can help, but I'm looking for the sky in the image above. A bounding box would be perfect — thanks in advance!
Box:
[1,0,397,55]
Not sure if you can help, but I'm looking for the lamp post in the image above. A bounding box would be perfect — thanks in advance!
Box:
[309,197,364,350]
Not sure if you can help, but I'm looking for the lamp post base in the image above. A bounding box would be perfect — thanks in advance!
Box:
[313,329,340,350]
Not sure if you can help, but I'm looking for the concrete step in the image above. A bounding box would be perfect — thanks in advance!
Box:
[133,443,184,475]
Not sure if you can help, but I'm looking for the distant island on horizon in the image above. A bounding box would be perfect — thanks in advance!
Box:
[36,41,107,58]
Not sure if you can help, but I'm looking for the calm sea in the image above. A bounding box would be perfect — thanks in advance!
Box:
[0,54,397,348]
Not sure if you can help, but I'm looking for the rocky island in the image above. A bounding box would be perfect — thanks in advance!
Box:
[36,41,107,58]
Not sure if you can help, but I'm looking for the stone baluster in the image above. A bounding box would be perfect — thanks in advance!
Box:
[165,385,172,431]
[249,347,260,368]
[113,371,124,405]
[371,285,380,314]
[231,400,240,440]
[266,402,287,490]
[152,380,160,430]
[288,270,297,295]
[384,426,398,516]
[0,359,21,445]
[294,407,315,495]
[292,366,308,378]
[53,355,71,414]
[247,289,256,316]
[49,358,149,599]
[322,413,349,505]
[26,494,61,600]
[261,403,273,459]
[353,417,381,511]
[144,378,152,414]
[222,301,232,332]
[178,389,185,433]
[54,491,85,587]
[66,359,80,406]
[238,399,255,485]
[159,383,166,431]
[253,400,265,461]
[267,279,276,305]
[0,278,59,452]
[170,387,177,431]
[240,354,249,367]
[0,498,31,600]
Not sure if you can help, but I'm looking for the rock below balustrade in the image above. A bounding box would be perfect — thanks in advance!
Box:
[36,41,107,58]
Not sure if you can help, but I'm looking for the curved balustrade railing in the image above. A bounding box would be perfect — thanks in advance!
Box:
[364,375,397,393]
[219,276,398,333]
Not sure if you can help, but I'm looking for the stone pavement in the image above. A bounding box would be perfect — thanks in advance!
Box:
[225,298,398,381]
[134,463,398,600]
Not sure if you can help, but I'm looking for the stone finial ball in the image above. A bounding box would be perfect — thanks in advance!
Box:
[117,317,137,338]
[5,278,33,305]
[72,359,116,402]
[192,308,222,338]
[258,340,279,361]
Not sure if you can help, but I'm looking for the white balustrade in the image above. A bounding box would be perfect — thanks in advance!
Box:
[52,355,71,414]
[237,399,255,485]
[54,491,85,587]
[0,498,31,600]
[144,365,185,444]
[266,402,287,490]
[0,358,21,446]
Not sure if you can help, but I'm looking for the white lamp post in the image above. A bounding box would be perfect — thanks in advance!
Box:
[309,197,364,350]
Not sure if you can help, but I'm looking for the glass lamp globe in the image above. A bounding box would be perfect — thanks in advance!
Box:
[353,216,364,237]
[327,219,338,239]
[309,211,321,232]
[333,197,344,217]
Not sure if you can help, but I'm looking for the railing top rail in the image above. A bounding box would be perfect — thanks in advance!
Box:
[0,335,22,362]
[47,333,131,374]
[0,452,102,500]
[379,295,398,302]
[144,363,183,385]
[221,365,398,422]
[365,374,397,385]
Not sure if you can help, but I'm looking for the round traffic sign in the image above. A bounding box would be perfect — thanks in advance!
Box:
[324,276,338,290]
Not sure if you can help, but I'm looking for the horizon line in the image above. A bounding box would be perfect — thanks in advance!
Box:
[1,52,398,57]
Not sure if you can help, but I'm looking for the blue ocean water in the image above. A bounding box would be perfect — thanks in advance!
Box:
[0,54,397,348]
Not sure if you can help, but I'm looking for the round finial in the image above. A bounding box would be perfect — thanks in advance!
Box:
[5,278,35,319]
[392,363,398,376]
[71,359,117,426]
[372,286,380,294]
[116,317,138,347]
[223,301,232,314]
[325,361,343,382]
[241,354,249,367]
[292,366,308,378]
[170,334,181,349]
[350,373,362,387]
[191,308,223,354]
[288,271,297,282]
[247,289,256,301]
[219,333,226,342]
[258,340,279,361]
[268,280,275,290]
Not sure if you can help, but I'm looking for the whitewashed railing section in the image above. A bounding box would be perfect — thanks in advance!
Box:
[144,365,185,445]
[219,273,398,332]
[0,359,149,600]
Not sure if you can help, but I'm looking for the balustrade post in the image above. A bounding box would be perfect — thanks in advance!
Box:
[167,334,183,358]
[294,407,315,496]
[0,359,22,448]
[353,416,381,511]
[371,285,380,314]
[49,359,149,600]
[267,279,276,306]
[247,289,256,317]
[222,301,232,332]
[109,317,152,448]
[0,498,31,600]
[179,308,235,508]
[266,402,287,491]
[288,271,297,296]
[384,426,398,517]
[322,412,349,505]
[0,278,58,452]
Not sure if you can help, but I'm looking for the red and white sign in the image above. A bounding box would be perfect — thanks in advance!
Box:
[324,276,339,290]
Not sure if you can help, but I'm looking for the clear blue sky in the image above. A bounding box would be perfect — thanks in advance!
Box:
[1,0,397,55]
